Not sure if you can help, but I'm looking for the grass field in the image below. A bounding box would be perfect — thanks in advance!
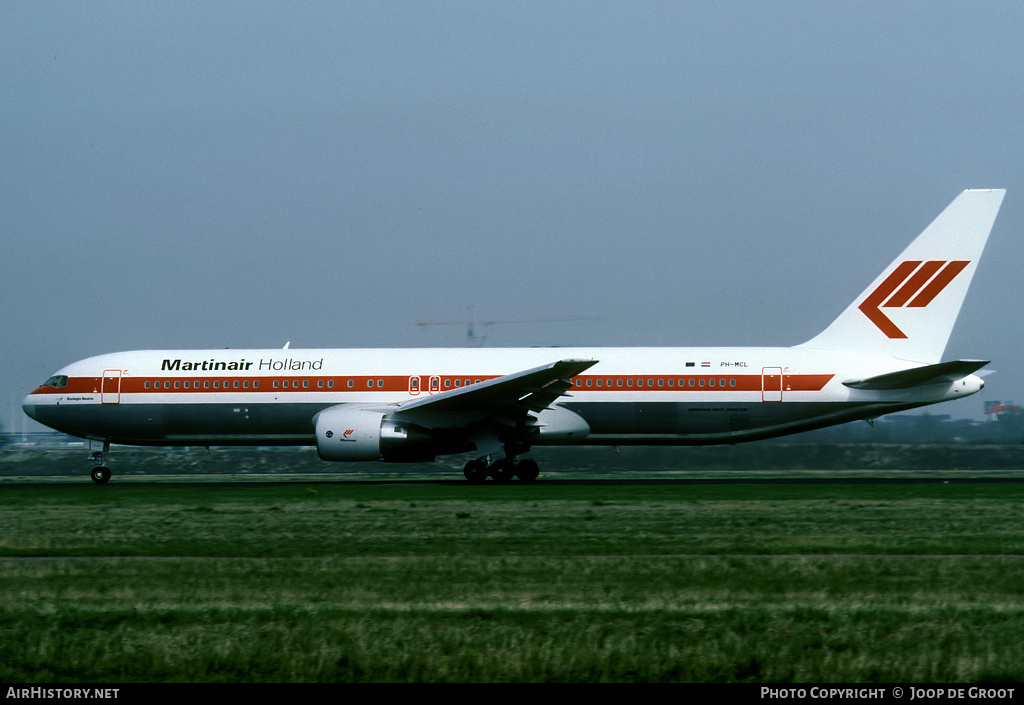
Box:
[2,453,1024,682]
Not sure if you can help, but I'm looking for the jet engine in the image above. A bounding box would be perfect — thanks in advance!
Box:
[314,406,436,462]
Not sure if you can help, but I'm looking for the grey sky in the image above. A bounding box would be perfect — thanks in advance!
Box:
[4,1,1023,431]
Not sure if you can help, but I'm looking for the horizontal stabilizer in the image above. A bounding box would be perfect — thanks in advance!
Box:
[843,360,989,390]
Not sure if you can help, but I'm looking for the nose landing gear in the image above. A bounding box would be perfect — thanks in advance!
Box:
[89,441,111,484]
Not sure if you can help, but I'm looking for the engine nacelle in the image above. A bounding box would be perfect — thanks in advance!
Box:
[529,406,590,444]
[315,406,436,462]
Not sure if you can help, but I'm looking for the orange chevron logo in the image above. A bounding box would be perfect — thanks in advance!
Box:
[858,260,970,339]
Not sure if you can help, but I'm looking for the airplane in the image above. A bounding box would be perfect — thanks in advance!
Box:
[23,189,1006,484]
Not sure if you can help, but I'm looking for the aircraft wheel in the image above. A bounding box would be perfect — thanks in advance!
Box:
[463,459,488,484]
[515,458,540,483]
[489,459,516,484]
[91,467,111,484]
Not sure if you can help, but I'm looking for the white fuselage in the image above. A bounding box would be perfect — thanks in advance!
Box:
[22,346,982,449]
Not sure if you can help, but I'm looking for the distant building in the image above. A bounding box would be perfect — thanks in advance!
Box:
[985,400,1021,421]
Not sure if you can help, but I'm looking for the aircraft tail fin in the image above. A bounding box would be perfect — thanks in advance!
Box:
[797,189,1005,363]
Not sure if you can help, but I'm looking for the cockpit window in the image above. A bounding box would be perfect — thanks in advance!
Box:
[43,375,68,388]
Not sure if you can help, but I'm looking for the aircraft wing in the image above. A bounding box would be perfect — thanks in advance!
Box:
[842,359,989,390]
[387,358,598,429]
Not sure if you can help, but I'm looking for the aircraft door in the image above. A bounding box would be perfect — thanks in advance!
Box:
[762,367,783,402]
[101,370,122,404]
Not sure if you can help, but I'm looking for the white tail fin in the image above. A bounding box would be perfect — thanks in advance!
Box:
[798,189,1006,363]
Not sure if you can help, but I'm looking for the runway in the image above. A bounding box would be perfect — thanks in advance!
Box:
[3,472,1024,488]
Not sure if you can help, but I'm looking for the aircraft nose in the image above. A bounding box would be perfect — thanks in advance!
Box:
[22,394,39,422]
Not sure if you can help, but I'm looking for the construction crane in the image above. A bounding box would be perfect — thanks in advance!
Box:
[416,306,590,347]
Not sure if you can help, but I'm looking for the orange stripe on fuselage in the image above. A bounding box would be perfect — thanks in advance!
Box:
[28,373,835,397]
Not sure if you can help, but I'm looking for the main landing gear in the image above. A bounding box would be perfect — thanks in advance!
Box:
[89,441,111,484]
[463,456,541,484]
